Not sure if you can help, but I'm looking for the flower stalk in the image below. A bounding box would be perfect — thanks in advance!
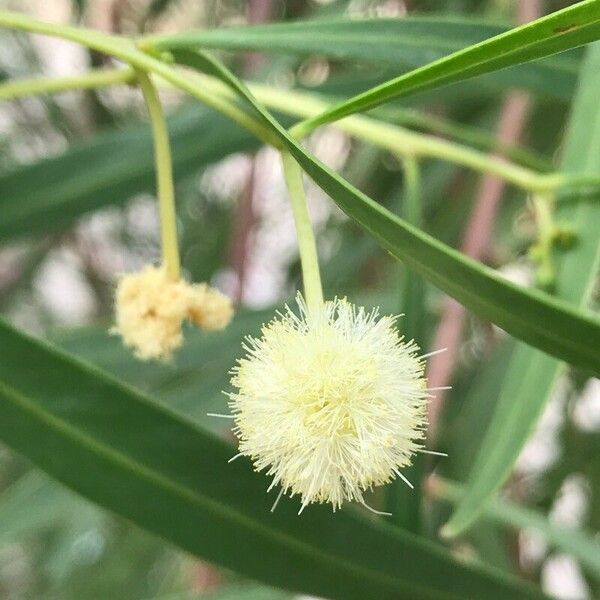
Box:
[136,69,180,280]
[281,151,324,311]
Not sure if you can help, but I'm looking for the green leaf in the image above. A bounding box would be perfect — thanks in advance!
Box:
[52,308,271,428]
[0,106,256,242]
[170,49,600,375]
[153,584,291,600]
[288,0,600,132]
[432,478,600,579]
[442,42,600,539]
[146,16,580,100]
[0,318,542,600]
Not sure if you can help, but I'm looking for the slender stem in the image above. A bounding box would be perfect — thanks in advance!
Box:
[184,73,599,194]
[2,10,599,195]
[136,70,180,280]
[402,155,422,227]
[0,63,548,178]
[530,192,557,288]
[378,106,552,172]
[0,68,135,100]
[280,151,324,310]
[399,155,426,345]
[0,10,273,146]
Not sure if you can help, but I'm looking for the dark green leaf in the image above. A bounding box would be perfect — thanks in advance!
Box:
[0,107,256,242]
[0,318,542,600]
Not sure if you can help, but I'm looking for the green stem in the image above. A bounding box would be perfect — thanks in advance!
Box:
[377,107,552,172]
[399,155,426,344]
[0,68,134,100]
[2,10,599,195]
[529,193,557,289]
[136,70,180,280]
[402,155,422,228]
[0,10,273,145]
[181,72,598,195]
[281,151,324,310]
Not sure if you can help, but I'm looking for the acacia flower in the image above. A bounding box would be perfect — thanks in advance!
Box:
[113,264,233,361]
[228,294,429,513]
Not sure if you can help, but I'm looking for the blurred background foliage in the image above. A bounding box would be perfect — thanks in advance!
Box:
[0,0,598,599]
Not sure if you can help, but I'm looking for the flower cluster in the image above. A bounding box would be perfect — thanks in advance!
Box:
[113,264,233,361]
[228,294,428,512]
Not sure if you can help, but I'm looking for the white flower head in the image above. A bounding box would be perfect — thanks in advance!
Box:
[228,294,429,513]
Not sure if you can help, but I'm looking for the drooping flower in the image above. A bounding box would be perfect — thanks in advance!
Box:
[113,264,233,361]
[228,294,429,513]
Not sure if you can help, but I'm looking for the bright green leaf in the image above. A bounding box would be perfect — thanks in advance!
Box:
[146,16,580,100]
[288,0,600,133]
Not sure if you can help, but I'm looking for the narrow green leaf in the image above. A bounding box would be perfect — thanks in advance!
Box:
[0,318,542,600]
[169,49,600,375]
[442,42,600,538]
[289,0,600,132]
[433,478,600,578]
[146,16,580,100]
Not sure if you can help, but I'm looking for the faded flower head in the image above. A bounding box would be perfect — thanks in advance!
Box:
[229,294,428,512]
[113,265,233,361]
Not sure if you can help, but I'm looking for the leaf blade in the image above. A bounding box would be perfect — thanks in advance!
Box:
[432,478,600,578]
[0,318,542,600]
[289,0,600,131]
[146,16,580,100]
[0,107,256,242]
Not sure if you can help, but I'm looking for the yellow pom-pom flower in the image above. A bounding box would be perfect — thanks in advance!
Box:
[228,294,429,513]
[113,265,233,361]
